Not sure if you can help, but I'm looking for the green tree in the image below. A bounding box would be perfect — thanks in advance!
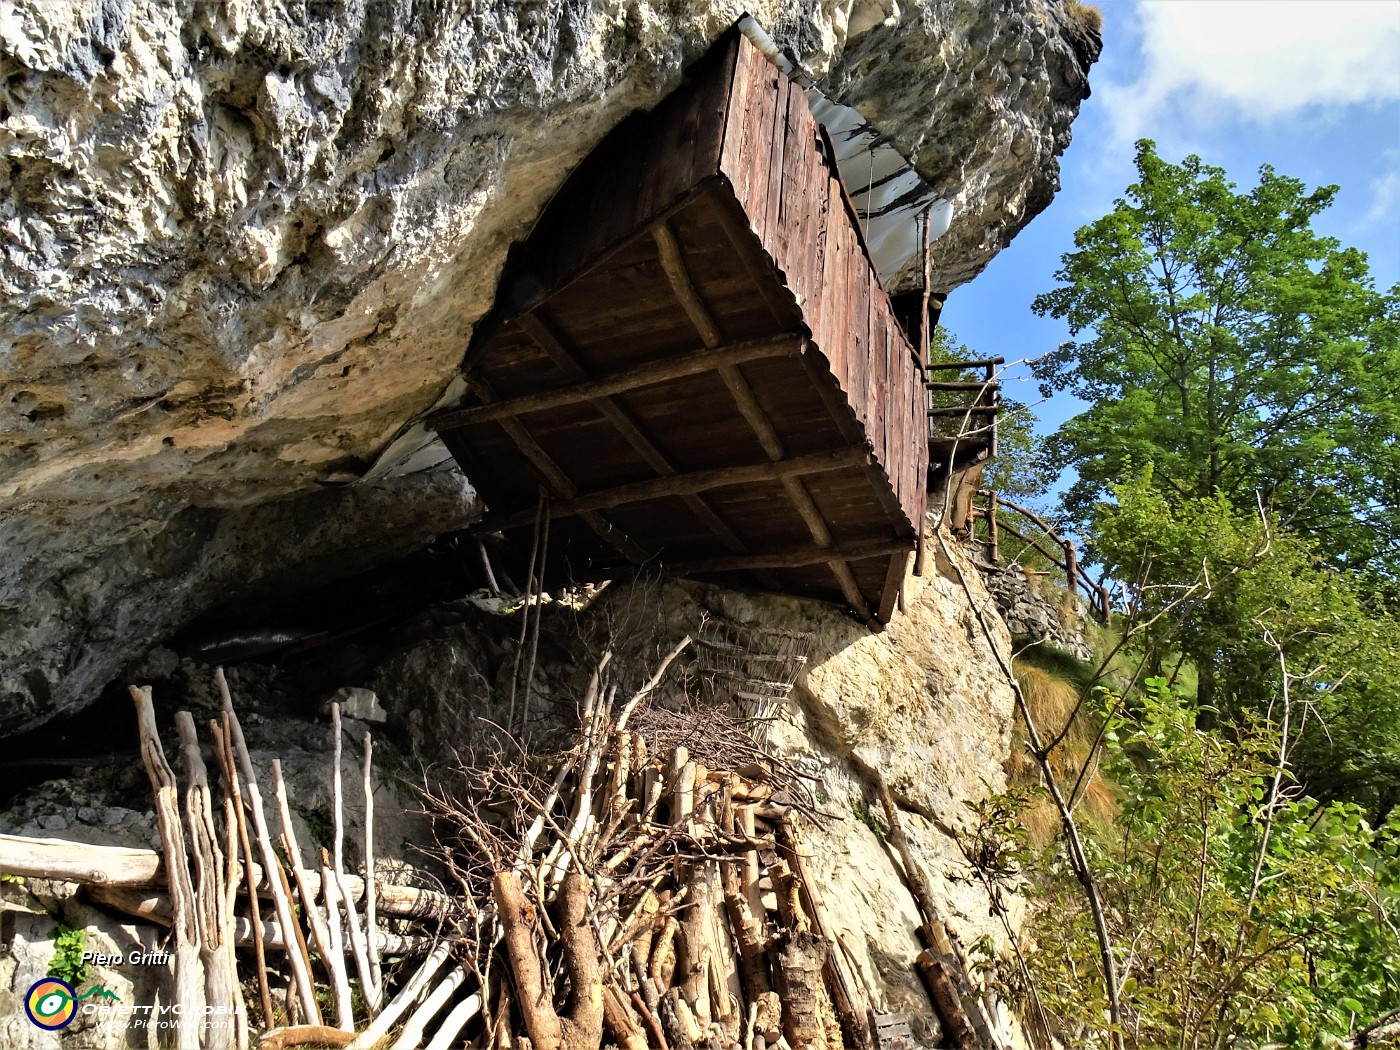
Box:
[1032,141,1400,577]
[1018,679,1400,1049]
[1092,470,1400,819]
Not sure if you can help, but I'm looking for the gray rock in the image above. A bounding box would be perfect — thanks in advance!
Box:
[0,0,1097,734]
[333,686,388,724]
[37,814,67,831]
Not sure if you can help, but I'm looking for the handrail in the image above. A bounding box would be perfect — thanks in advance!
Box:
[970,490,1111,623]
[925,363,1001,463]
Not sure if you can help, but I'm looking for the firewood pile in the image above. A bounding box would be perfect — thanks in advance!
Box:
[409,637,875,1050]
[0,635,1008,1050]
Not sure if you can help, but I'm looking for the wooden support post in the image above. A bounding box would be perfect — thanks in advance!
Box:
[218,673,321,1026]
[919,206,932,365]
[987,491,999,566]
[129,687,203,1050]
[987,363,1000,463]
[173,711,239,1050]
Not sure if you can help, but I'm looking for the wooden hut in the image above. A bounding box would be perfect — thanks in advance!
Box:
[430,30,935,626]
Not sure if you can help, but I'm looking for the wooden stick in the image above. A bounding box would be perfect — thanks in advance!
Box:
[631,990,670,1050]
[273,760,353,1030]
[344,940,455,1050]
[218,669,321,1024]
[389,968,468,1050]
[872,780,984,1048]
[276,839,323,1026]
[422,991,484,1050]
[0,832,454,917]
[129,685,203,1050]
[651,914,680,992]
[258,1026,355,1050]
[214,710,274,1030]
[494,870,564,1050]
[616,636,693,732]
[223,796,251,1050]
[174,711,235,1050]
[477,538,503,596]
[320,851,353,1012]
[89,884,436,954]
[364,731,383,1007]
[603,984,650,1050]
[0,833,162,885]
[331,703,380,1012]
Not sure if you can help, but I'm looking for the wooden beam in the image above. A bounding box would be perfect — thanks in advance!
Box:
[795,349,912,538]
[925,357,1004,372]
[430,334,799,430]
[498,419,649,565]
[924,381,1000,392]
[462,375,649,565]
[666,538,911,575]
[517,310,750,556]
[878,552,909,624]
[651,209,874,623]
[476,449,871,532]
[927,406,1000,417]
[720,365,786,460]
[706,187,795,325]
[651,222,723,348]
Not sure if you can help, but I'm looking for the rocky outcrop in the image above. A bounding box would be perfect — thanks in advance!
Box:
[815,0,1102,290]
[0,528,1019,1047]
[0,0,1097,733]
[982,561,1093,661]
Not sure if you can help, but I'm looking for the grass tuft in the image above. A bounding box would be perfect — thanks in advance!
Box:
[1065,0,1104,34]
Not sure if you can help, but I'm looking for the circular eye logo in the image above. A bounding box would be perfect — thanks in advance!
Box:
[26,978,77,1030]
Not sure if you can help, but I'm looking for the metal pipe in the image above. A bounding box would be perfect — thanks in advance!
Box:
[737,15,799,79]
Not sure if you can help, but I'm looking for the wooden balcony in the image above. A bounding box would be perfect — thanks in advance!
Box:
[430,30,930,626]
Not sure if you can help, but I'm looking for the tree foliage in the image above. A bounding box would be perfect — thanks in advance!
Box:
[1032,141,1400,577]
[1015,680,1400,1049]
[1092,470,1400,819]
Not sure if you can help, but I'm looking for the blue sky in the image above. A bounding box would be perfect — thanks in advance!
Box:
[945,0,1400,508]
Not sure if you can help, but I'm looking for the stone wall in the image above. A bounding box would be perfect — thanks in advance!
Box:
[981,560,1093,661]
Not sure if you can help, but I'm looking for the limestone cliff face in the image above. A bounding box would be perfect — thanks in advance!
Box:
[0,533,1020,1048]
[0,0,1097,733]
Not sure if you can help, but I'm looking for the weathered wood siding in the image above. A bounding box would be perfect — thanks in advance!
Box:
[716,36,929,536]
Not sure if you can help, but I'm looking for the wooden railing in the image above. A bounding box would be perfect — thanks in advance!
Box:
[971,490,1112,622]
[925,356,1002,456]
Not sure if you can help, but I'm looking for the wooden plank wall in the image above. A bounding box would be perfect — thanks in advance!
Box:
[717,35,928,535]
[515,37,740,305]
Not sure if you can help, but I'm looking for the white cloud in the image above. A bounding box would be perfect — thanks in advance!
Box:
[1363,162,1400,226]
[1101,1,1400,143]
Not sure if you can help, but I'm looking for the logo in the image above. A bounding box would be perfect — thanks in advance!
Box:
[24,979,122,1030]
